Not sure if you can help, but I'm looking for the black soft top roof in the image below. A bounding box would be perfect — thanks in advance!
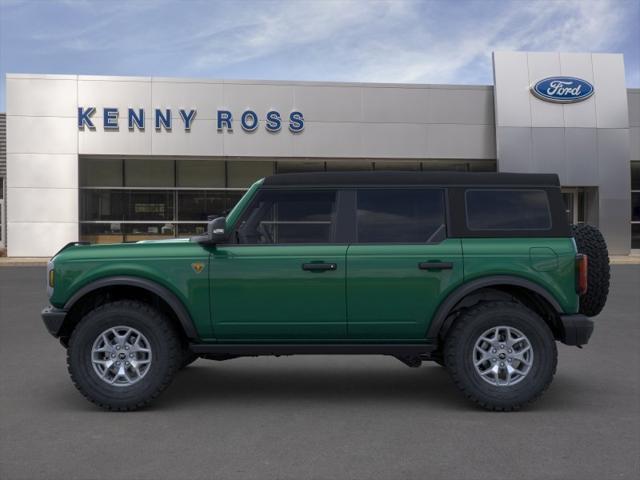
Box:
[263,171,560,187]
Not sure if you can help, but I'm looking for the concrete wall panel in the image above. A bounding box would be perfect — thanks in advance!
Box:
[151,117,222,157]
[592,54,629,129]
[560,53,597,128]
[80,119,152,156]
[7,116,77,155]
[362,124,427,158]
[7,187,78,223]
[6,77,77,117]
[6,222,78,257]
[565,128,598,186]
[152,81,223,119]
[496,126,532,173]
[361,87,429,124]
[531,127,566,183]
[7,154,78,189]
[628,91,640,127]
[427,124,495,159]
[493,52,531,127]
[527,52,564,128]
[78,78,151,119]
[293,85,361,123]
[427,88,495,125]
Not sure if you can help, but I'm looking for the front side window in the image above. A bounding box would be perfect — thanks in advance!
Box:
[356,189,445,243]
[237,190,337,244]
[466,189,552,231]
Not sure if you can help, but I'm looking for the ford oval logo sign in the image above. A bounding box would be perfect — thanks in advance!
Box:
[531,76,594,103]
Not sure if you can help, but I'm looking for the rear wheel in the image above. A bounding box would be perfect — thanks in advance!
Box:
[444,301,557,411]
[572,223,610,317]
[67,300,182,411]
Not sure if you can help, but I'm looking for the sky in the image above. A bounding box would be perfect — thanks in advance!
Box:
[0,0,639,111]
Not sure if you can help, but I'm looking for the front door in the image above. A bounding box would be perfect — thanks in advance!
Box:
[346,188,463,340]
[210,189,347,340]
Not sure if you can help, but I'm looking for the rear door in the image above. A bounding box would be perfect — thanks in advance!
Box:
[346,188,463,340]
[210,188,348,340]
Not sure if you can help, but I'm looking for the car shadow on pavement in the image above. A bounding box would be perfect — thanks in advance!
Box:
[157,362,469,410]
[152,360,587,412]
[46,360,590,413]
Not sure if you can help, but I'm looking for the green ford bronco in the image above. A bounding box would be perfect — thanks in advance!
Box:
[42,171,610,411]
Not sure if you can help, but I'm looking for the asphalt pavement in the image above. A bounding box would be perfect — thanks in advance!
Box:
[1,265,639,480]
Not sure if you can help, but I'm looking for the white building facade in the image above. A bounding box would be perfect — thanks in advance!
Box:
[2,51,639,256]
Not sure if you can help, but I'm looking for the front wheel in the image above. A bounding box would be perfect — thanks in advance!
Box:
[444,301,557,411]
[67,300,182,411]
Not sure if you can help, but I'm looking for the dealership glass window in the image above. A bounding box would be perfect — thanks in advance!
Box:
[125,159,175,187]
[78,157,500,244]
[236,190,337,244]
[632,224,640,250]
[177,160,225,188]
[227,161,274,188]
[177,190,243,221]
[128,191,174,221]
[80,189,127,221]
[631,162,640,190]
[632,162,640,249]
[466,189,551,230]
[356,189,445,243]
[80,158,123,187]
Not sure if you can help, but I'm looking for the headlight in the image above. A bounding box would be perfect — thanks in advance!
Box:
[46,259,55,297]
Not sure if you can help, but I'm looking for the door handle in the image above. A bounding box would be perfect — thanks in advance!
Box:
[418,262,453,270]
[302,263,337,272]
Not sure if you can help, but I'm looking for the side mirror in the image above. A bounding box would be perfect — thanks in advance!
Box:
[207,216,229,244]
[194,216,229,244]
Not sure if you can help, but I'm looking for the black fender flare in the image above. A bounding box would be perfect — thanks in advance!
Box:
[425,275,563,341]
[64,276,199,340]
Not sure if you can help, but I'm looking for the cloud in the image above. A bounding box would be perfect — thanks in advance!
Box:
[0,0,637,108]
[179,0,637,85]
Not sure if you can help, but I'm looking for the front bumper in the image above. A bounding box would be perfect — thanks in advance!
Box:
[41,306,68,338]
[559,314,594,346]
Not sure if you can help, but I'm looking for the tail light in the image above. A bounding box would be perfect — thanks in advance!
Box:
[576,254,588,295]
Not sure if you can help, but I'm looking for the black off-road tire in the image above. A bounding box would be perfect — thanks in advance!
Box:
[67,300,182,411]
[444,301,557,411]
[572,223,610,317]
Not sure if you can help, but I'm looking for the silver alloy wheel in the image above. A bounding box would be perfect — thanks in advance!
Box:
[91,326,152,387]
[473,326,533,387]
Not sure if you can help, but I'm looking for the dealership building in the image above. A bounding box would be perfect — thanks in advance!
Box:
[1,51,639,257]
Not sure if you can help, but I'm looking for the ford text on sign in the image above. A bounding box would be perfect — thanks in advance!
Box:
[531,77,594,103]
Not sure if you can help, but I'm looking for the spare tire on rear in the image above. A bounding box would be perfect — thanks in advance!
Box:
[571,224,610,317]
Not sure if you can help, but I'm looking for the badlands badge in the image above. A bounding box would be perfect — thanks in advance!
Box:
[191,262,205,274]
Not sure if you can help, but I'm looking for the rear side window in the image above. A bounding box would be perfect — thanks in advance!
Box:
[465,189,551,230]
[237,190,337,244]
[356,189,445,243]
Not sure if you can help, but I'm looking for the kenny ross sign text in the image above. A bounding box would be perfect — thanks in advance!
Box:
[78,107,305,133]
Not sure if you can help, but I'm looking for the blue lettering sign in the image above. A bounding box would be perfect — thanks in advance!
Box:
[78,105,304,134]
[179,109,197,130]
[241,110,259,132]
[289,111,304,133]
[265,110,281,132]
[78,107,96,129]
[531,77,594,103]
[128,108,145,130]
[155,109,172,130]
[103,108,119,129]
[217,110,233,131]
